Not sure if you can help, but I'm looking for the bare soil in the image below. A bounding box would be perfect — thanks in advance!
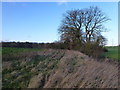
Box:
[2,49,119,88]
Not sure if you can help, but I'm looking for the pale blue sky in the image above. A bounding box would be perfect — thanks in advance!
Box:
[2,2,118,46]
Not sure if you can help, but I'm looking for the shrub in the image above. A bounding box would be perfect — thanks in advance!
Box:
[80,43,104,58]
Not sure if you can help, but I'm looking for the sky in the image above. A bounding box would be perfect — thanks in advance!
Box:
[2,2,118,46]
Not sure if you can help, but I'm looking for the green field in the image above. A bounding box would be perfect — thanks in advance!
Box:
[2,47,42,56]
[2,47,44,61]
[102,46,120,61]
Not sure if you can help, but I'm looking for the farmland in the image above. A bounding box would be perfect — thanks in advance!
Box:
[102,46,119,61]
[2,47,118,88]
[2,47,65,88]
[2,2,118,89]
[2,47,42,56]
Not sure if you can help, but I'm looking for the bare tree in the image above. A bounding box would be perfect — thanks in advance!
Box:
[58,6,109,49]
[83,6,109,43]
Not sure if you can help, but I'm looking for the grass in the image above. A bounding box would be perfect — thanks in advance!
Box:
[2,47,44,88]
[2,47,42,56]
[2,47,44,61]
[102,46,120,61]
[2,47,65,88]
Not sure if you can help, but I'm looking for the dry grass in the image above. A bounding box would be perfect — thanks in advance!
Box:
[2,48,118,88]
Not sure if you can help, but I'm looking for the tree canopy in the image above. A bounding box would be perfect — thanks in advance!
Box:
[58,6,109,50]
[58,6,110,57]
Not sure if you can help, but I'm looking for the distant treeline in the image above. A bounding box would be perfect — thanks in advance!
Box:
[2,42,46,48]
[1,41,68,49]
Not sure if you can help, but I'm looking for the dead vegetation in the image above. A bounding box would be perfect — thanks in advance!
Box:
[2,49,118,88]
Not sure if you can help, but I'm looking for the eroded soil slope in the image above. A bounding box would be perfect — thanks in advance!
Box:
[2,49,118,88]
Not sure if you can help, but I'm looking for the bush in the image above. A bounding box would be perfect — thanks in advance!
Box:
[80,43,104,58]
